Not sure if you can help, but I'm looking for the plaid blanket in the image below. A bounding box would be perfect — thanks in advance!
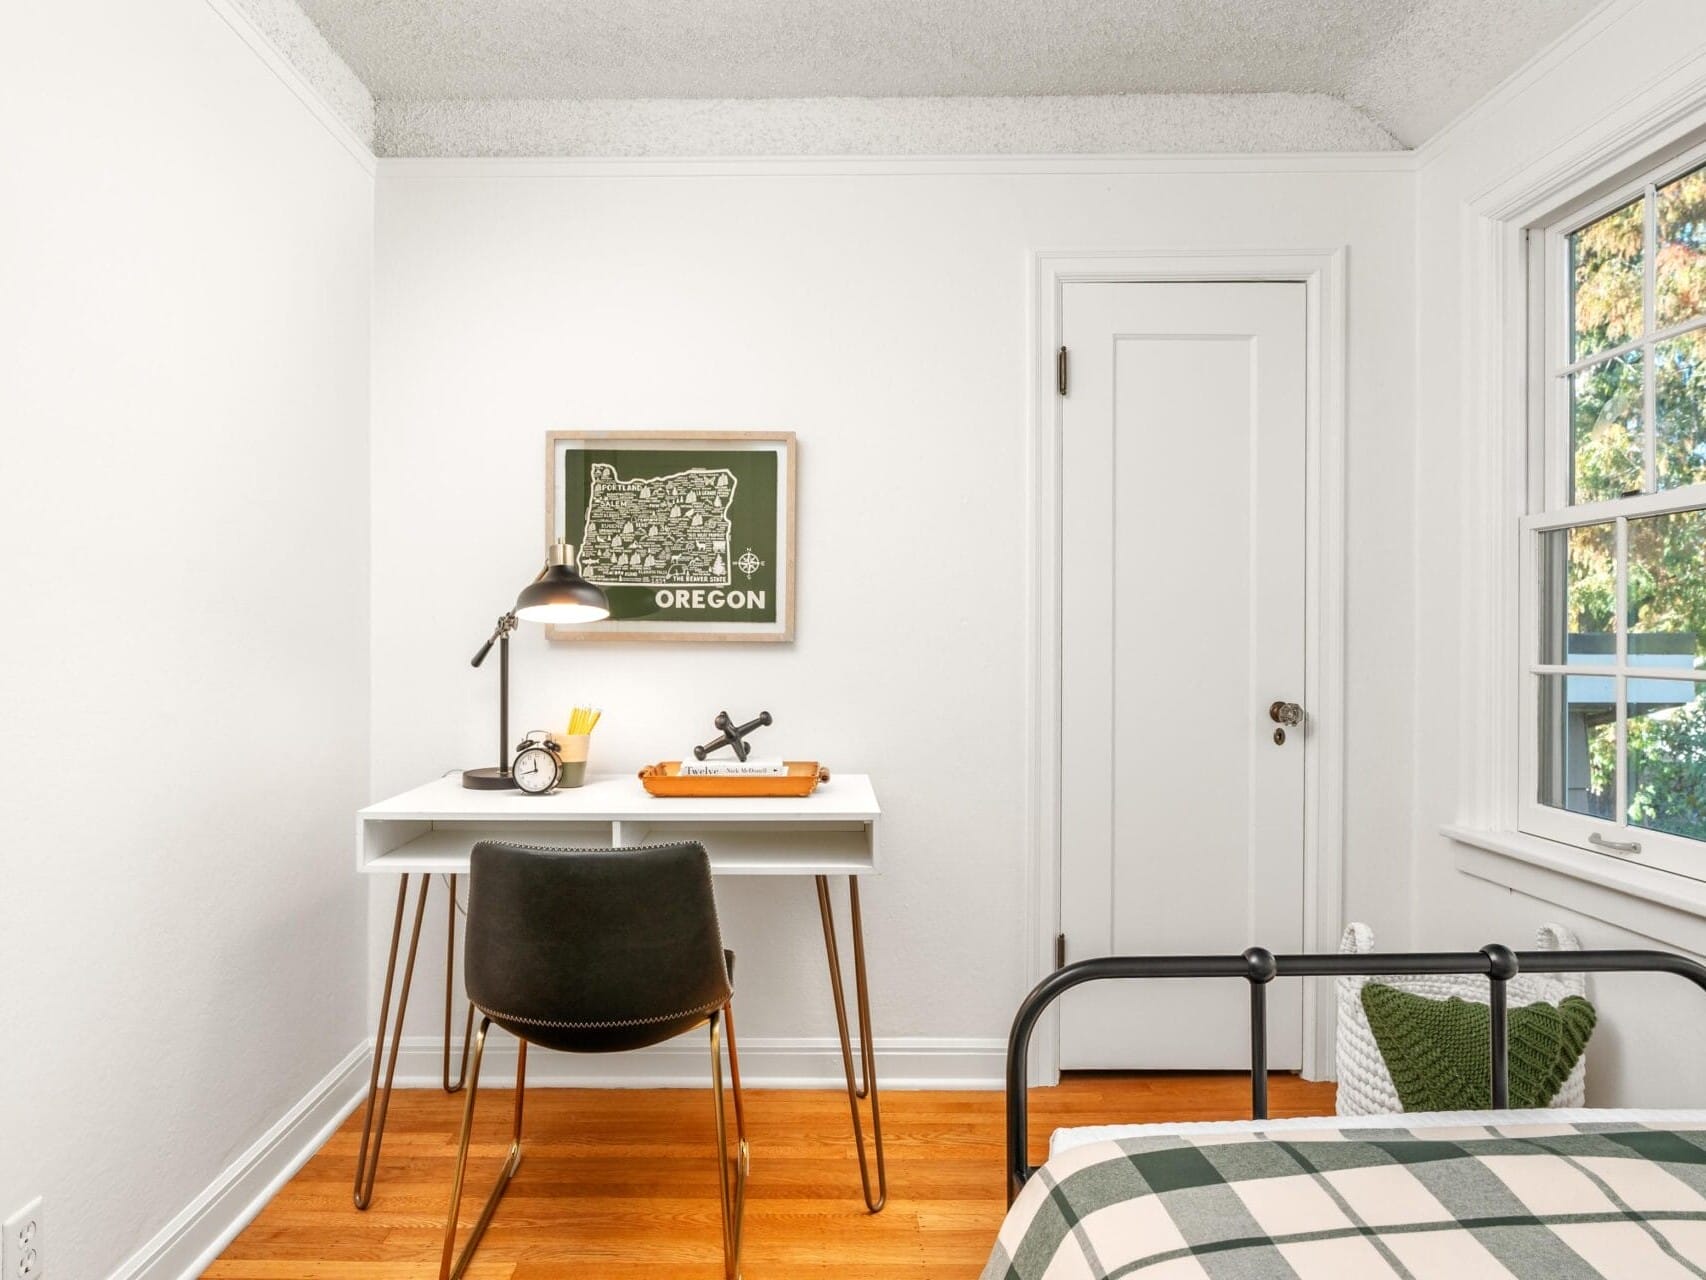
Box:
[984,1121,1706,1278]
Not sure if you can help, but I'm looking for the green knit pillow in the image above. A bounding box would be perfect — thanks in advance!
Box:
[1359,983,1596,1112]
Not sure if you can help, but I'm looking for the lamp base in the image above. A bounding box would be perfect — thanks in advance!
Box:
[461,766,518,791]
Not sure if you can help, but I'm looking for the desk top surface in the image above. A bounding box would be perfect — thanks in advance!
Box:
[361,772,881,823]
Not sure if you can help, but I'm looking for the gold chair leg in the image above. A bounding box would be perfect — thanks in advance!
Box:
[440,1020,526,1280]
[443,874,476,1094]
[354,873,431,1210]
[816,875,887,1213]
[711,1008,750,1280]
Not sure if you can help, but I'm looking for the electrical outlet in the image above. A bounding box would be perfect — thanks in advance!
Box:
[3,1198,43,1279]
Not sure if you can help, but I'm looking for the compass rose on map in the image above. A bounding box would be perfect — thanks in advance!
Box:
[734,549,765,580]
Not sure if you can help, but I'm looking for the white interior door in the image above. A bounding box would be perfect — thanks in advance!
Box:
[1059,281,1307,1070]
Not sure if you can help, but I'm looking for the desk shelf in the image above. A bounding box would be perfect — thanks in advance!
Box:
[357,774,881,877]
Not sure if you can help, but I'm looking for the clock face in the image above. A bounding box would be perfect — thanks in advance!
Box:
[513,747,558,795]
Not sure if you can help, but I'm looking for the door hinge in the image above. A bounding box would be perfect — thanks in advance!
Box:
[1055,932,1067,970]
[1056,346,1069,396]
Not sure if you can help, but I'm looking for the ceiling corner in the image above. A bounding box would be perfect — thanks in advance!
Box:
[221,0,377,149]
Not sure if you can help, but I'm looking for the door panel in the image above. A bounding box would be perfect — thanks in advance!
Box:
[1059,281,1307,1070]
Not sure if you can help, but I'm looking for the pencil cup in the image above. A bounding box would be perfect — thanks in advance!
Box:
[556,733,591,788]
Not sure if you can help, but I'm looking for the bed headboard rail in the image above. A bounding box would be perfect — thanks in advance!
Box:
[1004,946,1706,1204]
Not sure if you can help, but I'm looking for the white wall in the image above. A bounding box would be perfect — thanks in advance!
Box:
[370,159,1417,1068]
[1413,0,1706,1104]
[0,2,372,1274]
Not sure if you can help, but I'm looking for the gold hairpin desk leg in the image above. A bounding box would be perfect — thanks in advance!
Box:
[816,874,887,1213]
[710,1007,749,1279]
[443,874,475,1094]
[353,873,430,1209]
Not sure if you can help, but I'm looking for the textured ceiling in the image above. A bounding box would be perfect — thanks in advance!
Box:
[302,0,1421,100]
[260,0,1607,154]
[1343,0,1603,147]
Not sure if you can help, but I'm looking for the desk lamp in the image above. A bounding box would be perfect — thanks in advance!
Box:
[463,539,609,789]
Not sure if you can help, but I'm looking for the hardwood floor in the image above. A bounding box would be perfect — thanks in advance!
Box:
[209,1073,1335,1278]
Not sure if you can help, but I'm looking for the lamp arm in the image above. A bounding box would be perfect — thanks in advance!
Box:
[471,559,554,665]
[470,610,520,668]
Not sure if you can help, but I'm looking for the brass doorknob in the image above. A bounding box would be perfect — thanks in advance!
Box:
[1269,701,1304,727]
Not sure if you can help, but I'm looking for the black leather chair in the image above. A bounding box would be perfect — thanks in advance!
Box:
[439,839,748,1280]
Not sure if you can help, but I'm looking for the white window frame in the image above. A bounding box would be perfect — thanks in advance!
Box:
[1518,139,1706,880]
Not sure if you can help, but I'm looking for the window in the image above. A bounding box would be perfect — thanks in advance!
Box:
[1522,151,1706,877]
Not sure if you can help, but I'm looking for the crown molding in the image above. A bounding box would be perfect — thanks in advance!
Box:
[377,151,1417,180]
[374,91,1402,161]
[1470,43,1706,220]
[1415,0,1649,172]
[203,0,376,172]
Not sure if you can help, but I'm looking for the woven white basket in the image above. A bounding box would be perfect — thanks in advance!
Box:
[1334,922,1588,1116]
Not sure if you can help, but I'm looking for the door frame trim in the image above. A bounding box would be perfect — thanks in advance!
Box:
[1024,249,1349,1084]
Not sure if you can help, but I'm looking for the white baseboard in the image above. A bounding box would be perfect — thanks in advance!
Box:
[395,1032,1007,1090]
[108,1045,368,1280]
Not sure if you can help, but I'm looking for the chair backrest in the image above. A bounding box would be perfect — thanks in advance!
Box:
[465,841,731,1035]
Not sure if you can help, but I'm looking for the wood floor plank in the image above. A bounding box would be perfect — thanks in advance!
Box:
[209,1073,1334,1278]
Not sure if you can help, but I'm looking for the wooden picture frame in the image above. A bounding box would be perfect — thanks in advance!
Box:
[545,431,797,642]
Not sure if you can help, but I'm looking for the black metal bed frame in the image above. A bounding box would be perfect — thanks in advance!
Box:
[1005,946,1706,1204]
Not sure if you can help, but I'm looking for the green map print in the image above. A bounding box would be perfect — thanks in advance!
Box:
[562,448,779,624]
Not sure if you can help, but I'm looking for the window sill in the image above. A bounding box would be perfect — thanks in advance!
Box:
[1444,826,1706,955]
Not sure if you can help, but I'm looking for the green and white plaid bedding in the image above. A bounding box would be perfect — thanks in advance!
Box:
[984,1120,1706,1278]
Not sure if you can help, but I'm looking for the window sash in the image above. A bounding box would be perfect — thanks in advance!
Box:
[1523,483,1706,530]
[1520,138,1706,875]
[1519,561,1706,878]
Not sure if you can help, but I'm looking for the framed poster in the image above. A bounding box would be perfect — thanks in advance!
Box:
[545,431,796,642]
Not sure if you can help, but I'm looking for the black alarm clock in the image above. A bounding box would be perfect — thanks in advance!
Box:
[511,730,563,795]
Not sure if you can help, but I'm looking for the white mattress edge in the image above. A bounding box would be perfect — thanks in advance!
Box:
[1048,1108,1706,1157]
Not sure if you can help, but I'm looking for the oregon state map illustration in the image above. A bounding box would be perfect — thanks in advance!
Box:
[578,463,736,587]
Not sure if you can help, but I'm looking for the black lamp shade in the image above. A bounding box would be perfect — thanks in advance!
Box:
[514,563,610,625]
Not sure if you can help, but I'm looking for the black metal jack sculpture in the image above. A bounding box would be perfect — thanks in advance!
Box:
[694,710,773,762]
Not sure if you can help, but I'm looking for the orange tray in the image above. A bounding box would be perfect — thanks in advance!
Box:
[638,761,829,798]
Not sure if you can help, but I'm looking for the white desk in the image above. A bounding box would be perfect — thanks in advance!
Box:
[359,773,881,875]
[351,772,887,1213]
